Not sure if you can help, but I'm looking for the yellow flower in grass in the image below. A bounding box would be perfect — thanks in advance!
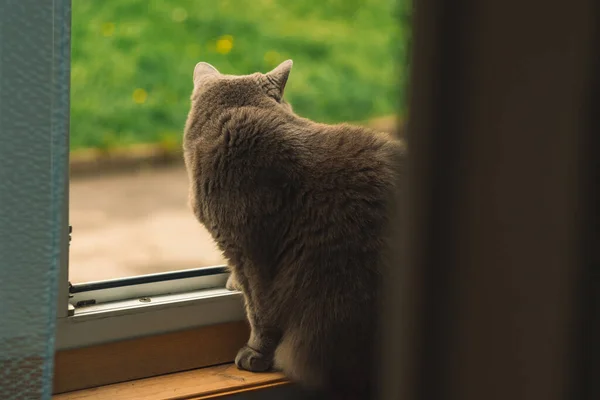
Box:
[216,35,234,54]
[132,88,147,104]
[101,22,115,37]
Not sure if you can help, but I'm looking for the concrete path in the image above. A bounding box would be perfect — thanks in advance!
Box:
[69,163,225,283]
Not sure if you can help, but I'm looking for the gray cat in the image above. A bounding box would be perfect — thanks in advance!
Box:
[183,59,404,399]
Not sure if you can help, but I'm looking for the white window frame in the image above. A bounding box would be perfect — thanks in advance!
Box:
[53,0,245,351]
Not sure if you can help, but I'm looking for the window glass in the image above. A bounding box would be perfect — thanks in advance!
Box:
[69,0,405,283]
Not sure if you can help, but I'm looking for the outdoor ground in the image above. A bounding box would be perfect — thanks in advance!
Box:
[69,163,224,283]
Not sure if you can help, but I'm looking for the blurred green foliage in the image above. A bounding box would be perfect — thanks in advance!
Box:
[71,0,406,150]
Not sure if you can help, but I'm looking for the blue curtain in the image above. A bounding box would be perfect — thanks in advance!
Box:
[0,0,70,398]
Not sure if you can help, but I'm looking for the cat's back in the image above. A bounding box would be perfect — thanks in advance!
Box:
[293,121,404,198]
[188,106,402,184]
[270,119,403,276]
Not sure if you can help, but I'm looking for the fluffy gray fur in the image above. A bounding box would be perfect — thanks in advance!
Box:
[183,59,404,399]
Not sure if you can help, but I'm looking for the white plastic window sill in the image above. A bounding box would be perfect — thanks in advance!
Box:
[56,286,245,350]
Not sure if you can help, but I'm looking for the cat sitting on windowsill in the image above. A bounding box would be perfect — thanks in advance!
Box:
[183,60,404,400]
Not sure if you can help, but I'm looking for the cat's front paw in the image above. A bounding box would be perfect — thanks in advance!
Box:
[235,345,273,372]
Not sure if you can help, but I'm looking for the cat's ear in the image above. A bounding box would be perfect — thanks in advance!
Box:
[265,59,293,99]
[194,62,220,86]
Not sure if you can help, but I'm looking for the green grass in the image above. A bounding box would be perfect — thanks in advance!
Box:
[71,0,406,150]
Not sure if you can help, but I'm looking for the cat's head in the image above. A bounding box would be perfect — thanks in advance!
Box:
[190,60,294,112]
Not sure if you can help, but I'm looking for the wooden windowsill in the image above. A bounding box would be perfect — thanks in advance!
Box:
[52,363,288,400]
[53,321,290,399]
[53,321,266,394]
